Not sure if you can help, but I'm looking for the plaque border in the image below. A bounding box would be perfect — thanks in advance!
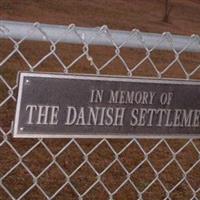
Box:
[13,72,200,138]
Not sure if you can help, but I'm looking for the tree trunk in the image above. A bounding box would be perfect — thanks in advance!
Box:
[163,0,170,22]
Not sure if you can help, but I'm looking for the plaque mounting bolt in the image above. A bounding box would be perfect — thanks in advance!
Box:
[20,127,24,131]
[25,79,30,84]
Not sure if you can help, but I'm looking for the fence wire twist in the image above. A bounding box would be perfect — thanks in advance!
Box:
[0,21,200,200]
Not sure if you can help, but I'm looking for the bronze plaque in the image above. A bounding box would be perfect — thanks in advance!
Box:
[13,72,200,138]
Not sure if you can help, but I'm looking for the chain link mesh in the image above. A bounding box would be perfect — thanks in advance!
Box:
[0,22,200,200]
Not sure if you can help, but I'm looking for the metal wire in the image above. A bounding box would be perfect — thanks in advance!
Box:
[0,21,200,200]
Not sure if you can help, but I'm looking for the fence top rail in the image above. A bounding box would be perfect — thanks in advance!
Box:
[0,20,200,52]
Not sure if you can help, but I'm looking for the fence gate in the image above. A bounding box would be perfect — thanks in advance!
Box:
[0,21,200,200]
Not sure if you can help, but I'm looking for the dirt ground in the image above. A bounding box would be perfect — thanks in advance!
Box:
[0,0,200,199]
[0,0,200,35]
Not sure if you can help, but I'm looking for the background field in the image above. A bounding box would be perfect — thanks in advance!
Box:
[0,0,200,199]
[1,0,200,34]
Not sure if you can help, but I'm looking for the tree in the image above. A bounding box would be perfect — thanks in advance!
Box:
[163,0,171,23]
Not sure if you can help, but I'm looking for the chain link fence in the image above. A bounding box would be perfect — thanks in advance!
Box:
[0,21,200,200]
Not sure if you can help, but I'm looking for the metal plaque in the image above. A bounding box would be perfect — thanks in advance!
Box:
[13,72,200,138]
